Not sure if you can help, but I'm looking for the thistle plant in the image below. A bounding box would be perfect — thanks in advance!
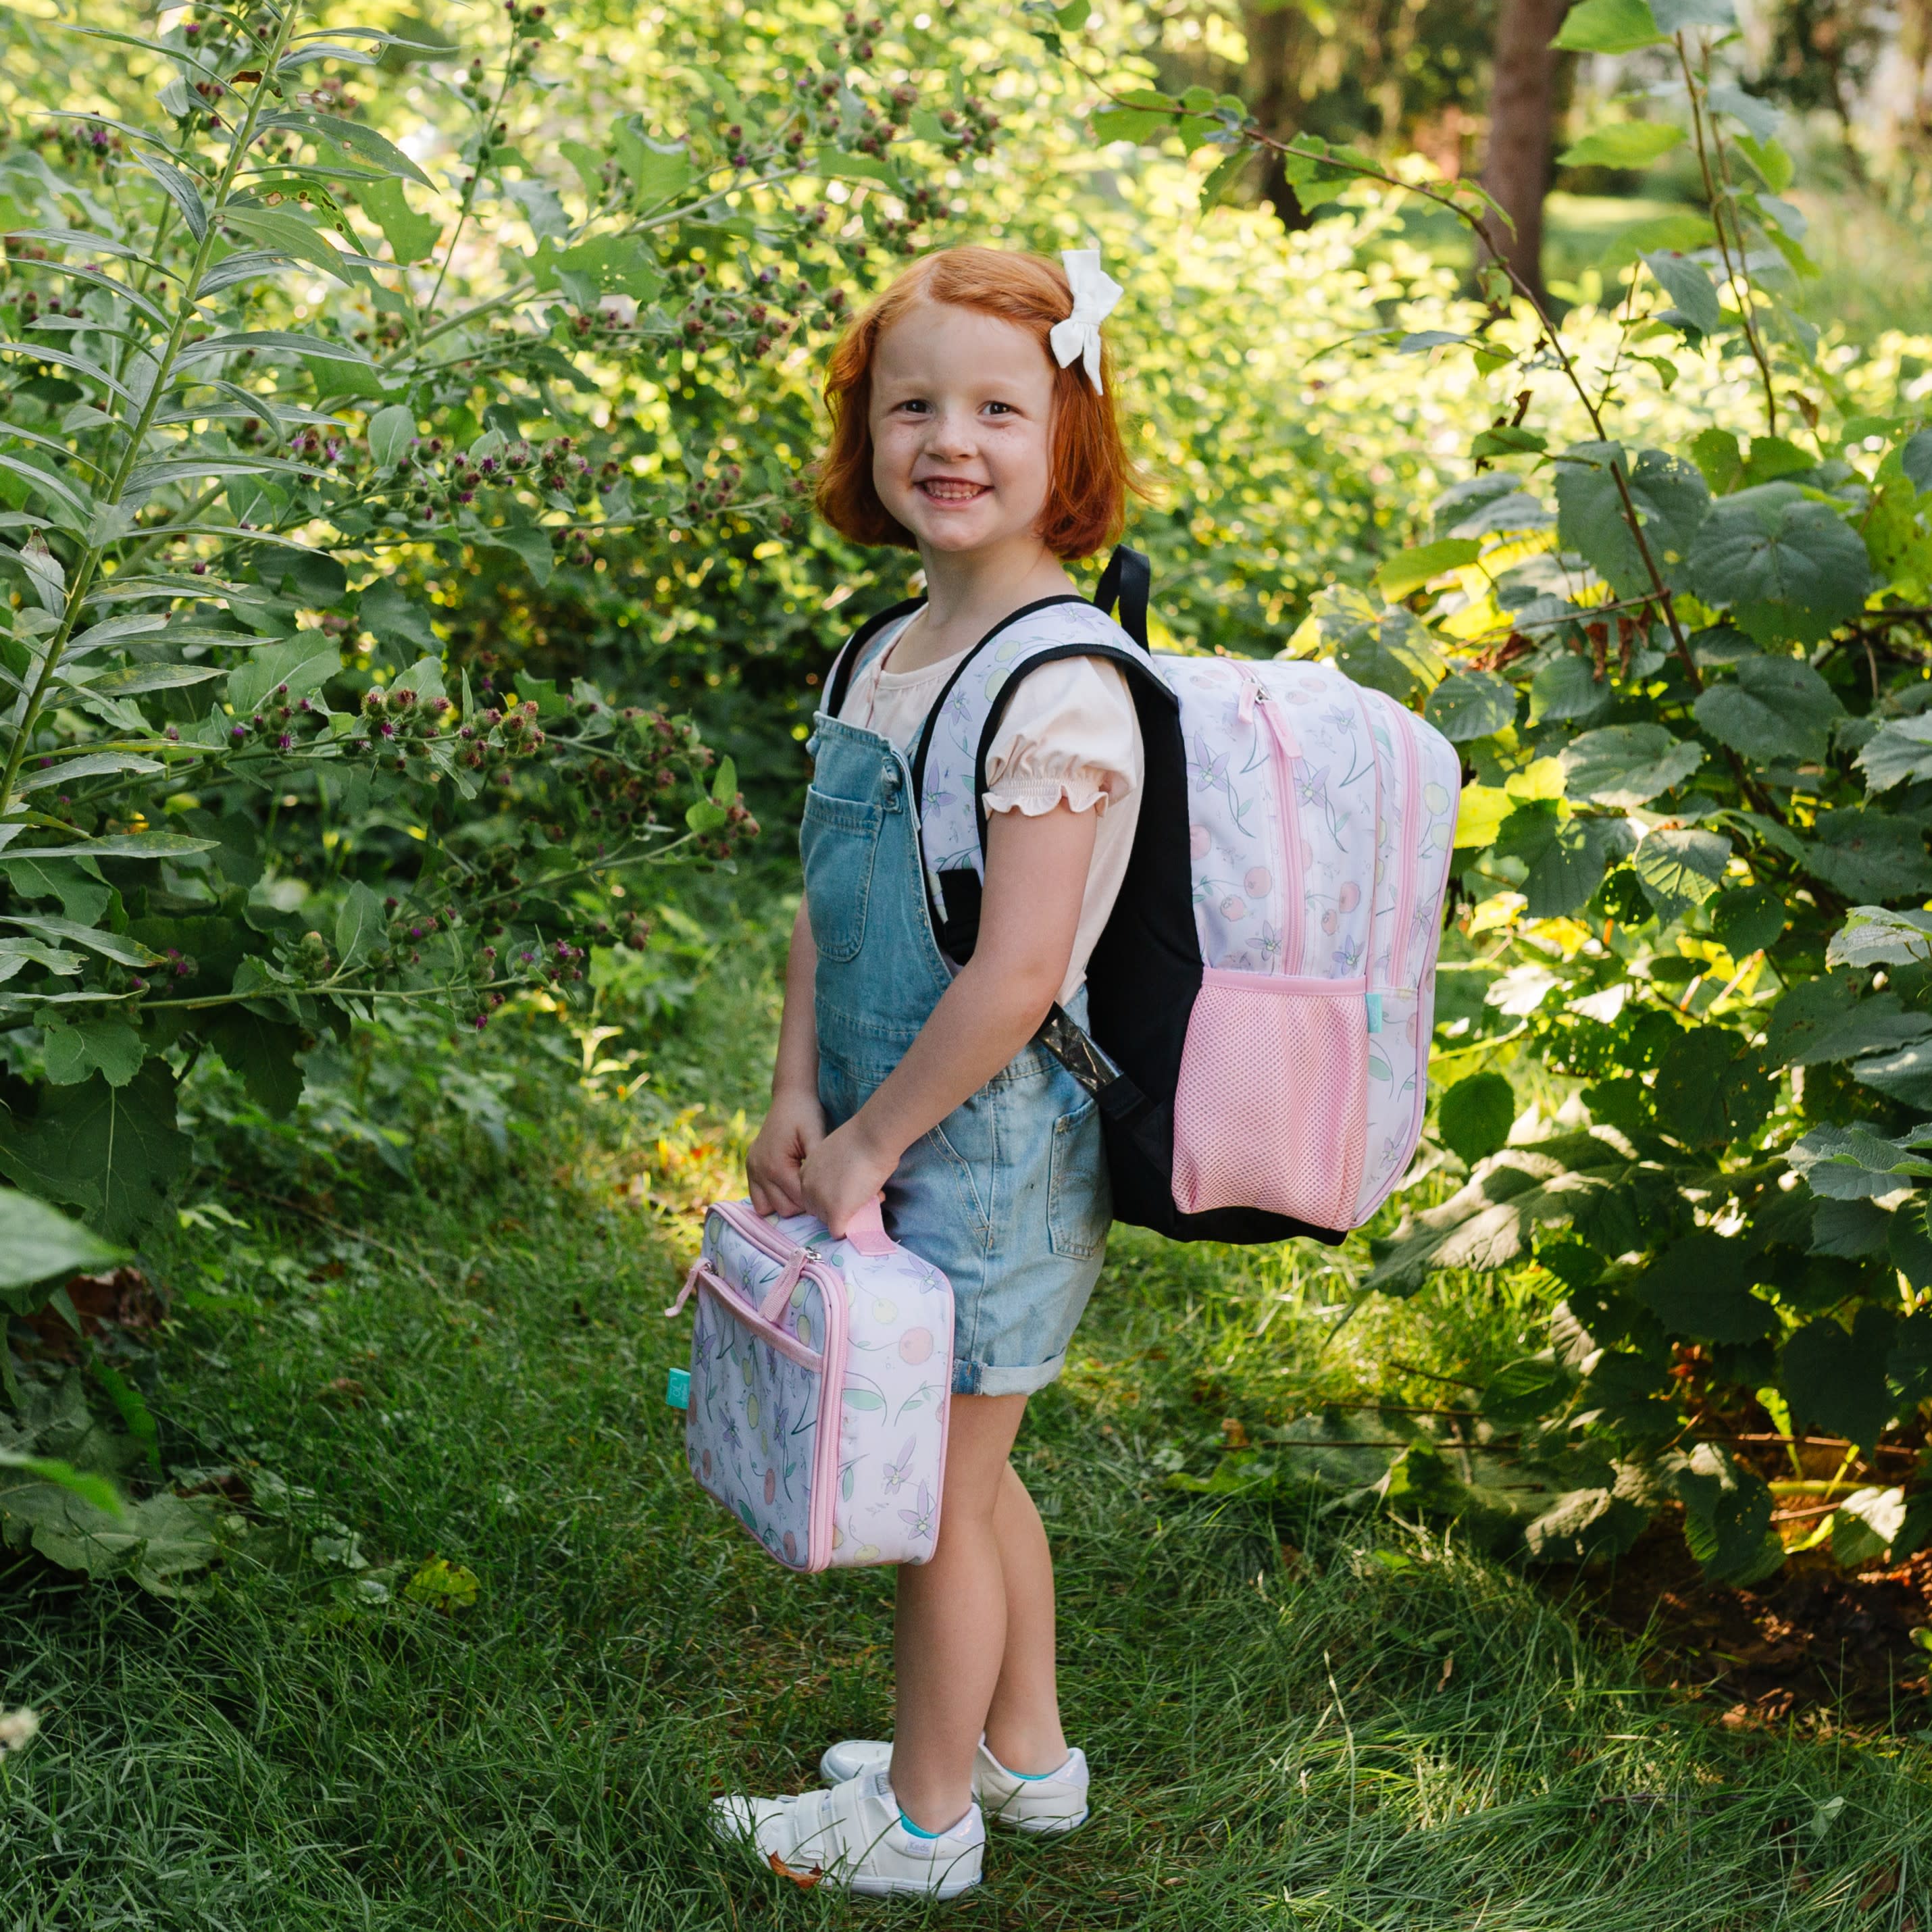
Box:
[0,0,982,1263]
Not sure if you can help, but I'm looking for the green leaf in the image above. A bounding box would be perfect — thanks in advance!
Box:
[0,1060,190,1239]
[294,109,434,188]
[0,1466,215,1592]
[220,205,372,288]
[1632,825,1731,916]
[357,177,440,263]
[1527,649,1613,726]
[1198,149,1247,215]
[1739,435,1816,489]
[1375,538,1480,599]
[1902,428,1932,496]
[1092,98,1177,145]
[1438,1072,1515,1165]
[1629,1234,1776,1342]
[1363,1130,1647,1296]
[1830,1484,1908,1567]
[1786,1123,1932,1200]
[1684,483,1873,646]
[1856,714,1932,793]
[1558,122,1683,168]
[1649,1027,1774,1148]
[1296,586,1444,703]
[1781,1306,1898,1452]
[136,151,208,241]
[333,880,384,971]
[1555,442,1709,597]
[1709,883,1785,954]
[1827,905,1932,970]
[1766,977,1932,1067]
[19,832,218,861]
[1643,250,1722,335]
[476,520,554,588]
[1554,0,1666,52]
[228,639,340,717]
[205,1009,306,1120]
[0,1190,121,1292]
[686,798,729,834]
[0,915,155,969]
[1850,1037,1932,1109]
[1687,426,1743,495]
[66,665,221,701]
[1733,132,1795,195]
[1809,1195,1892,1257]
[404,1554,480,1610]
[42,1019,144,1089]
[612,121,692,206]
[1804,809,1932,903]
[1671,1443,1783,1584]
[1424,670,1517,743]
[1475,1354,1574,1427]
[1495,806,1637,916]
[1692,653,1843,764]
[1558,724,1704,807]
[367,403,415,469]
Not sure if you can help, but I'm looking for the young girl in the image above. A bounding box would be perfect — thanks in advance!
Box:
[713,245,1146,1899]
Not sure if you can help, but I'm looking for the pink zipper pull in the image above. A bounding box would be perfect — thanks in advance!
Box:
[665,1256,706,1318]
[758,1248,809,1325]
[1238,676,1261,726]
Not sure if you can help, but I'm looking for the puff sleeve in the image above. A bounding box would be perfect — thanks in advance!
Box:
[981,656,1142,818]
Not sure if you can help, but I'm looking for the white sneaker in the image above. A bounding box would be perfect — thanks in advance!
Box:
[710,1769,984,1898]
[817,1737,1091,1837]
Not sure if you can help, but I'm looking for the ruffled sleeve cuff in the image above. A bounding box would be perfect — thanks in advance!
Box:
[983,772,1122,817]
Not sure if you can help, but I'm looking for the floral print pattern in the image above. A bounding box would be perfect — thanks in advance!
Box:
[684,1202,954,1571]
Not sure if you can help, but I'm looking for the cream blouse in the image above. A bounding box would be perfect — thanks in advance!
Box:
[835,610,1144,1004]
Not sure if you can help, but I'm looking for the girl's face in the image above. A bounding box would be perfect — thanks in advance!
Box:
[867,300,1057,557]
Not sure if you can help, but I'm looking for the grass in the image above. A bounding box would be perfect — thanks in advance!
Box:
[5,907,1932,1928]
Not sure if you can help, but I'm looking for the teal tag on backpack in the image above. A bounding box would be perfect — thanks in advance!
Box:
[1364,992,1383,1035]
[665,1367,690,1410]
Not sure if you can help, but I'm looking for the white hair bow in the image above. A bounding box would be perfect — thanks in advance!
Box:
[1048,247,1123,395]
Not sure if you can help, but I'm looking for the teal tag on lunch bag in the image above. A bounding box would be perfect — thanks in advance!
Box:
[1365,992,1383,1035]
[665,1367,690,1410]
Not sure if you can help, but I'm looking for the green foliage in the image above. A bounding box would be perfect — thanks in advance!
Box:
[1057,14,1932,1582]
[0,0,1007,1277]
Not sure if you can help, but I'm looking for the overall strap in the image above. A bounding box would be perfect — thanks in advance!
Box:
[822,595,925,721]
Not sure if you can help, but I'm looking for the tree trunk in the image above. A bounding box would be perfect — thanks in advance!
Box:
[1481,0,1572,304]
[1243,1,1322,230]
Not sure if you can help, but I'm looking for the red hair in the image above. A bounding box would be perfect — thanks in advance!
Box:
[813,246,1144,560]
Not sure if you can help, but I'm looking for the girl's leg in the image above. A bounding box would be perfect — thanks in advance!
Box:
[890,1392,1036,1831]
[981,1460,1069,1774]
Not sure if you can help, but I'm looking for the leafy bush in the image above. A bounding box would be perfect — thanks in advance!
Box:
[1057,1,1932,1580]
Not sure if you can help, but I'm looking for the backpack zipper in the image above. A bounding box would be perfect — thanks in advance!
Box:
[1241,676,1306,975]
[1385,700,1422,990]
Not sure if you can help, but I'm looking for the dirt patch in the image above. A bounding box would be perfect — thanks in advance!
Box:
[16,1268,168,1361]
[1559,1522,1932,1733]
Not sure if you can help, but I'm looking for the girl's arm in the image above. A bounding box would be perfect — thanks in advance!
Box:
[799,802,1097,1235]
[746,897,827,1217]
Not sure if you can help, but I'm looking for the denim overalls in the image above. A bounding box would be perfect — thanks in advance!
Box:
[802,708,1112,1398]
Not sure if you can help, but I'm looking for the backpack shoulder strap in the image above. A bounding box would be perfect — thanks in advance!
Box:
[822,594,924,721]
[1092,543,1150,649]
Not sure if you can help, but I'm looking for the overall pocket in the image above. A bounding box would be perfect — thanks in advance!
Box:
[1048,1096,1112,1260]
[1171,971,1369,1230]
[799,786,882,964]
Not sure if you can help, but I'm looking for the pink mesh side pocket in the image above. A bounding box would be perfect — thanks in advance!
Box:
[1171,971,1368,1230]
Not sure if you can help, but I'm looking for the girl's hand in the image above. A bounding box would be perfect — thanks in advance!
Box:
[800,1118,898,1238]
[746,1086,826,1218]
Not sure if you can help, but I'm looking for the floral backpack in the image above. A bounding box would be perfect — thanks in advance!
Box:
[824,546,1463,1244]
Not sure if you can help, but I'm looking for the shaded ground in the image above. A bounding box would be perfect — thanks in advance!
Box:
[1573,1525,1932,1736]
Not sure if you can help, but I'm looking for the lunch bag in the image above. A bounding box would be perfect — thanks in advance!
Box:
[822,546,1463,1248]
[667,1198,953,1570]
